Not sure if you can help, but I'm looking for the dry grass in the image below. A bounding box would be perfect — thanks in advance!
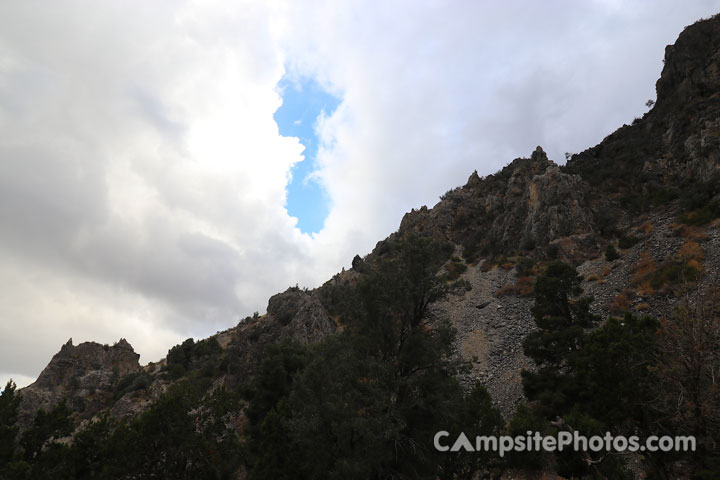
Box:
[585,273,601,282]
[681,226,709,241]
[679,239,705,262]
[608,293,632,314]
[494,276,535,298]
[631,252,658,295]
[480,260,495,272]
[639,221,654,234]
[671,224,710,241]
[632,245,704,296]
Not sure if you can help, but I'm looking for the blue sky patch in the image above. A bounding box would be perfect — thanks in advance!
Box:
[274,74,340,234]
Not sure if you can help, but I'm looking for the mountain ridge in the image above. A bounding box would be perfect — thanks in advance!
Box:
[7,13,720,479]
[18,12,720,425]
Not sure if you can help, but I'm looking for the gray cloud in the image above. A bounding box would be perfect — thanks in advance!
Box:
[1,0,719,387]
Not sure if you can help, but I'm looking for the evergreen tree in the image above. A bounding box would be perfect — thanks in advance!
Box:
[521,261,598,417]
[0,381,21,465]
[246,234,502,479]
[0,381,26,478]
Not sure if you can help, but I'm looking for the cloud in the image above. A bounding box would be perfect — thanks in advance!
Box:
[284,0,720,255]
[1,0,719,387]
[0,1,319,385]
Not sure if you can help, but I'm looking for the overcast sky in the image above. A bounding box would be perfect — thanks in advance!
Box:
[2,1,719,388]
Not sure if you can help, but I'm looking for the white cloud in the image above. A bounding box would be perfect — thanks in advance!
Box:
[1,0,719,387]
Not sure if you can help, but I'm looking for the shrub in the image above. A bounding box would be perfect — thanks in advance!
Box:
[166,337,223,379]
[631,252,658,295]
[479,259,495,272]
[595,210,619,237]
[677,200,720,226]
[605,244,620,261]
[444,256,467,281]
[585,273,601,282]
[631,250,703,295]
[679,240,704,262]
[461,236,480,264]
[639,221,654,234]
[494,276,534,297]
[521,237,536,251]
[678,225,709,242]
[608,293,631,314]
[649,261,702,290]
[517,257,536,277]
[618,235,640,250]
[449,278,472,294]
[114,372,153,400]
[453,207,471,230]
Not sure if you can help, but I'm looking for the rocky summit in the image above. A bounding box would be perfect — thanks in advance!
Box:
[4,13,720,480]
[17,339,140,429]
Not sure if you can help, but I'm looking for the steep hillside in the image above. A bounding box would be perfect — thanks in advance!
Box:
[4,13,720,480]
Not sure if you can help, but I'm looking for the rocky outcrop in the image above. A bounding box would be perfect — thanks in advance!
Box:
[225,288,335,385]
[398,146,597,259]
[266,287,336,344]
[566,14,720,194]
[18,339,141,428]
[655,14,720,114]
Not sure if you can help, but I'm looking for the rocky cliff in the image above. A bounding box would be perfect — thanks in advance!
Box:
[18,339,140,429]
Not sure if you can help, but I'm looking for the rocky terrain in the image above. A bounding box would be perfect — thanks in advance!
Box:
[12,14,720,478]
[18,339,141,429]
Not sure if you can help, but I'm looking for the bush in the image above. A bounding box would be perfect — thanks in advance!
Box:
[608,293,631,314]
[449,278,472,294]
[114,372,152,400]
[605,244,620,261]
[677,200,720,226]
[462,236,480,264]
[631,250,703,295]
[585,273,601,282]
[166,337,223,379]
[444,256,467,281]
[618,235,640,249]
[516,257,536,276]
[495,276,535,298]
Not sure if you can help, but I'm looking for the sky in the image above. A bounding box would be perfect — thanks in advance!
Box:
[1,0,719,388]
[274,74,340,234]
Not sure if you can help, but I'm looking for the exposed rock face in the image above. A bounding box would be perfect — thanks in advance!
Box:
[225,288,336,385]
[655,15,720,114]
[18,339,141,428]
[266,287,336,344]
[566,15,720,193]
[487,147,595,251]
[398,146,597,258]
